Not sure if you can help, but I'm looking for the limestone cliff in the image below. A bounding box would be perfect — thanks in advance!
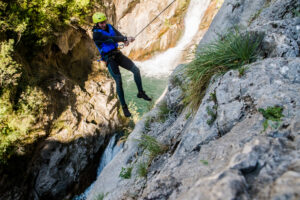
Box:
[87,0,300,199]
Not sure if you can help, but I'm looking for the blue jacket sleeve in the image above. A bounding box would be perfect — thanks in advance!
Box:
[92,25,127,46]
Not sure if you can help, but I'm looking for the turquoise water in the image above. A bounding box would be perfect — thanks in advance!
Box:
[121,68,168,116]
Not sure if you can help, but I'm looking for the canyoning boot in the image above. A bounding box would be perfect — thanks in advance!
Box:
[137,91,152,101]
[122,105,132,117]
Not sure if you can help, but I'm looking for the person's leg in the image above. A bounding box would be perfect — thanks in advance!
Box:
[117,53,143,92]
[106,58,131,117]
[117,53,151,101]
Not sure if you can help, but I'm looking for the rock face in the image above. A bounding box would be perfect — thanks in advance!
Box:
[26,27,124,200]
[0,25,124,200]
[114,0,190,60]
[87,0,300,199]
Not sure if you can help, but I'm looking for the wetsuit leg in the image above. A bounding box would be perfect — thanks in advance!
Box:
[117,53,143,93]
[106,57,126,106]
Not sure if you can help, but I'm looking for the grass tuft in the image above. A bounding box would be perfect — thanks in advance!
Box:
[200,160,209,165]
[157,101,170,122]
[137,134,167,159]
[206,106,217,126]
[184,29,263,111]
[137,162,148,178]
[119,166,133,179]
[238,66,248,77]
[258,106,284,131]
[95,193,105,200]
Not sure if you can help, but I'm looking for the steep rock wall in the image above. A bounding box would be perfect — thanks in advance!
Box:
[0,24,125,200]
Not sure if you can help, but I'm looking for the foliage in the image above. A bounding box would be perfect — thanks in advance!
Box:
[170,75,182,87]
[0,42,46,164]
[144,116,155,132]
[137,134,167,159]
[157,101,170,122]
[200,160,209,165]
[119,166,132,179]
[117,127,132,146]
[292,5,300,17]
[248,8,263,25]
[0,0,96,46]
[128,101,140,123]
[206,106,217,126]
[238,66,248,77]
[184,29,263,111]
[0,86,46,164]
[258,106,284,131]
[209,92,217,104]
[94,193,105,200]
[185,110,192,119]
[137,162,148,178]
[0,39,22,93]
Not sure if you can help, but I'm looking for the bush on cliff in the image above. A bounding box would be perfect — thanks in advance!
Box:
[0,39,47,164]
[0,0,96,47]
[184,29,263,111]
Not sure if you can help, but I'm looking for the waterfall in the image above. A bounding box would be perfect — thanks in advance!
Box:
[73,134,123,200]
[135,0,211,78]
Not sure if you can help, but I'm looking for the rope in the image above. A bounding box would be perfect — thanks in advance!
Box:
[134,0,177,38]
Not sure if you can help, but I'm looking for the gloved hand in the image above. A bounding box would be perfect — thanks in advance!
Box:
[127,37,135,42]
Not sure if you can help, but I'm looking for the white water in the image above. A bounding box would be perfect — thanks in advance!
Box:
[135,0,211,78]
[73,134,123,200]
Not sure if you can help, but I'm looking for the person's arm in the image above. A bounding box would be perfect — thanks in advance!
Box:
[111,25,135,43]
[111,26,125,37]
[93,28,127,47]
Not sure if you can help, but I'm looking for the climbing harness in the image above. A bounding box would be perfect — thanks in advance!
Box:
[134,0,177,38]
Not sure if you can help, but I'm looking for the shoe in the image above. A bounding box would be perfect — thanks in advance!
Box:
[122,105,132,117]
[137,91,152,101]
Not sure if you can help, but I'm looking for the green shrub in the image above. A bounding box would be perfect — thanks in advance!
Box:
[137,134,167,159]
[185,110,192,119]
[170,75,182,87]
[238,66,248,77]
[137,162,148,178]
[119,166,132,179]
[200,160,209,165]
[144,116,155,132]
[157,101,170,122]
[0,0,96,46]
[95,193,105,200]
[184,29,263,111]
[258,106,284,131]
[206,106,217,126]
[0,39,22,91]
[0,77,46,164]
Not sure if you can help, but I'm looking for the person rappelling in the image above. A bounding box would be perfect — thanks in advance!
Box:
[92,12,152,118]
